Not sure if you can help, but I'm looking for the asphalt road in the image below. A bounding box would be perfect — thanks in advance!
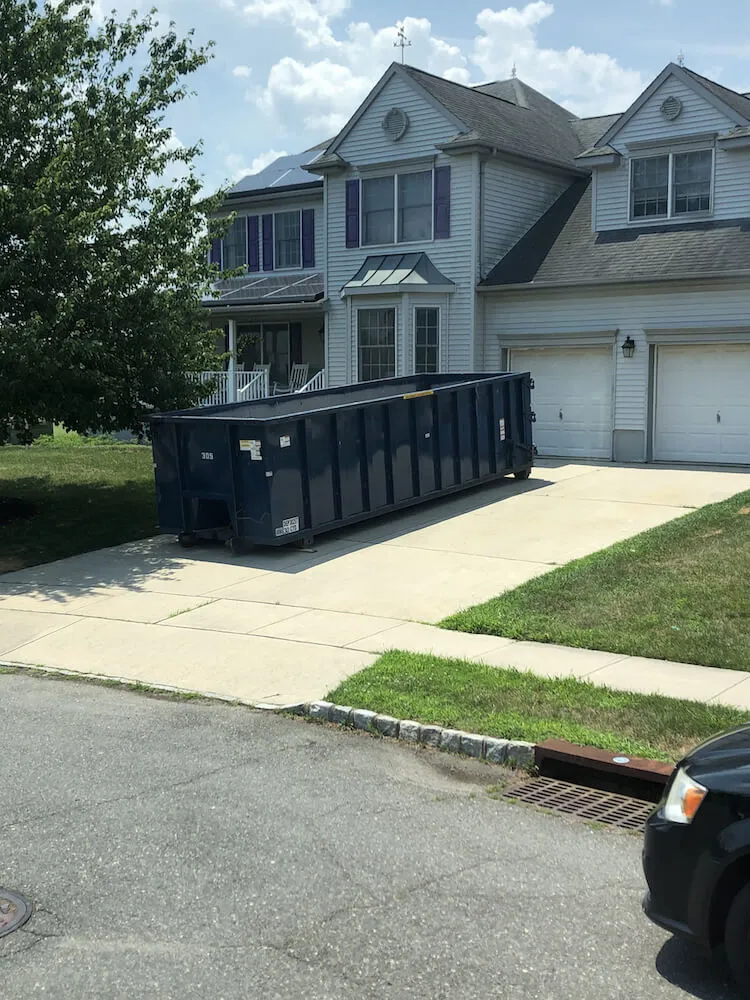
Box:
[0,671,739,999]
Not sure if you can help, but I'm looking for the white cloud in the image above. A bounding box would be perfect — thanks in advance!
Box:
[242,0,350,47]
[232,65,252,77]
[471,3,644,115]
[224,148,288,183]
[250,3,643,137]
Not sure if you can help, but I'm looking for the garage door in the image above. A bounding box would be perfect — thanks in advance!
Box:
[654,345,750,465]
[511,347,613,459]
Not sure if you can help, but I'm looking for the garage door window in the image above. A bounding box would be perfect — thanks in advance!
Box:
[358,308,396,381]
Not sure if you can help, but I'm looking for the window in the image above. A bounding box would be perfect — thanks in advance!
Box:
[222,217,247,269]
[631,156,668,219]
[398,171,433,242]
[361,170,434,246]
[630,150,713,220]
[274,211,301,268]
[673,150,712,214]
[358,308,395,381]
[362,176,395,246]
[414,307,439,374]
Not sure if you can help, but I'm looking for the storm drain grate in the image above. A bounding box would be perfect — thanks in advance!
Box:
[502,776,654,830]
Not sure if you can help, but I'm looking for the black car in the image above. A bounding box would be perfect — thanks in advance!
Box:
[643,723,750,991]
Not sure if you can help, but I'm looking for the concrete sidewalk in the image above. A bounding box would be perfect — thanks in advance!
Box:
[2,460,750,708]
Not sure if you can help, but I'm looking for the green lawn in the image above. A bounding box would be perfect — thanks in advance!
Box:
[0,437,157,572]
[328,650,748,762]
[441,490,750,672]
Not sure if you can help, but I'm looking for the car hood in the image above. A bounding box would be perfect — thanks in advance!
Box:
[684,723,750,790]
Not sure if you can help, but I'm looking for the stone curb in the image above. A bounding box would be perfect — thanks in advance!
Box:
[268,699,535,769]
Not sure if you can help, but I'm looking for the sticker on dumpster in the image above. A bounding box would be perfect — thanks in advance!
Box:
[279,435,291,449]
[201,451,214,461]
[498,419,506,441]
[275,516,300,537]
[240,439,262,460]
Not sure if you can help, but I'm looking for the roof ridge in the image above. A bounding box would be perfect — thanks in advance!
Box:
[400,63,519,109]
[682,65,749,101]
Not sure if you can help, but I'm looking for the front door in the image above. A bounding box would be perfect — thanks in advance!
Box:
[238,323,290,387]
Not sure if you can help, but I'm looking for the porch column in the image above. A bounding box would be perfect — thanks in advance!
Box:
[227,318,237,402]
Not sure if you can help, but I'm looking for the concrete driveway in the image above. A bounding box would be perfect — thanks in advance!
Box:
[2,460,749,704]
[0,673,738,999]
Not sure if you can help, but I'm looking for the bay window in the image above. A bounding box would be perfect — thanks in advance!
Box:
[414,307,439,374]
[358,308,396,381]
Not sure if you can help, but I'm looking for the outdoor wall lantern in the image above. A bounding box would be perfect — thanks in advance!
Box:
[621,335,636,358]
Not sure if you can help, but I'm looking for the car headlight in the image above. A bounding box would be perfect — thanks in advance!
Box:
[662,767,708,824]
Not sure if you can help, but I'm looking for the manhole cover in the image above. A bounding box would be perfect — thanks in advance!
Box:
[501,776,654,831]
[0,890,32,938]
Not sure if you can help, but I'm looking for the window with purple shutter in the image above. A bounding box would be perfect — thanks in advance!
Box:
[247,216,260,272]
[210,237,222,267]
[345,179,360,248]
[301,208,315,268]
[262,214,274,271]
[433,165,451,240]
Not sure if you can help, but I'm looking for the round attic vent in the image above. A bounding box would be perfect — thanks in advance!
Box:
[660,95,683,121]
[382,107,409,141]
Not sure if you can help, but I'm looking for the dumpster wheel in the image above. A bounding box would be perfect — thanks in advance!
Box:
[177,532,198,548]
[514,468,532,481]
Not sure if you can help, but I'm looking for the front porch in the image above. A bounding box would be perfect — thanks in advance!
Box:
[199,274,327,406]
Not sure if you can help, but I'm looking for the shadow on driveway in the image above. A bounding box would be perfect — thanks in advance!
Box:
[655,935,739,999]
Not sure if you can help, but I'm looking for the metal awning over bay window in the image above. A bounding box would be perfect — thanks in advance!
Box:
[341,252,455,296]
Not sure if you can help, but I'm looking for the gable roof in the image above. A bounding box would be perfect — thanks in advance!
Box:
[481,179,750,290]
[401,65,584,173]
[595,62,750,149]
[312,62,586,176]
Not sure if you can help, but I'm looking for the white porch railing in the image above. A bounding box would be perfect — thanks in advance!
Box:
[296,369,326,393]
[190,369,270,407]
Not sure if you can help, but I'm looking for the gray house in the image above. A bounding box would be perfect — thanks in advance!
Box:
[206,61,750,467]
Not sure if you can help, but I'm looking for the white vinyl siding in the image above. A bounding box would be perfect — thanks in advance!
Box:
[654,345,750,464]
[481,159,569,276]
[595,75,750,231]
[336,73,458,165]
[326,153,477,386]
[484,278,750,463]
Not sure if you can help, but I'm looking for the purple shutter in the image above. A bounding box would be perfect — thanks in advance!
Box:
[345,179,360,248]
[262,214,274,271]
[246,216,259,272]
[210,237,222,267]
[301,208,315,268]
[433,166,451,240]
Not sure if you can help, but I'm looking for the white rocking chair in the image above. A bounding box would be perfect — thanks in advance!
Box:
[273,363,309,395]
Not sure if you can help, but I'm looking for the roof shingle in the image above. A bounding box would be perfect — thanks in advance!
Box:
[482,180,750,289]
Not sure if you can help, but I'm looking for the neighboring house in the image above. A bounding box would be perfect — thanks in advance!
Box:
[206,60,750,467]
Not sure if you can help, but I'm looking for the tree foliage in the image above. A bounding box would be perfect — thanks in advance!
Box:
[0,0,225,442]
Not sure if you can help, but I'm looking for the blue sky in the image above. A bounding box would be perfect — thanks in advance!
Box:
[91,0,750,194]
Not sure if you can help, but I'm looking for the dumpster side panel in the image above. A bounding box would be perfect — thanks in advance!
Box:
[151,373,534,547]
[151,423,183,534]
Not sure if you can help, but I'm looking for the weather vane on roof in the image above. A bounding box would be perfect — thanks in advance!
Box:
[511,62,517,79]
[394,23,411,64]
[677,50,685,66]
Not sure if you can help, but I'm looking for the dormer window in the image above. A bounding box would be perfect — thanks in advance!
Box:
[630,149,713,220]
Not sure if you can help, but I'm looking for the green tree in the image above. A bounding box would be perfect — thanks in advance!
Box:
[0,0,225,443]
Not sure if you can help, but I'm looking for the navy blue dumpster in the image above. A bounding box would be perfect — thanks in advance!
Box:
[150,372,534,550]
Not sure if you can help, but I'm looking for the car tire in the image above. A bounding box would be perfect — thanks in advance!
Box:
[725,881,750,992]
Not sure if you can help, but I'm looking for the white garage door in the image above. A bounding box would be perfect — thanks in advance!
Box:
[511,347,613,459]
[654,345,750,465]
